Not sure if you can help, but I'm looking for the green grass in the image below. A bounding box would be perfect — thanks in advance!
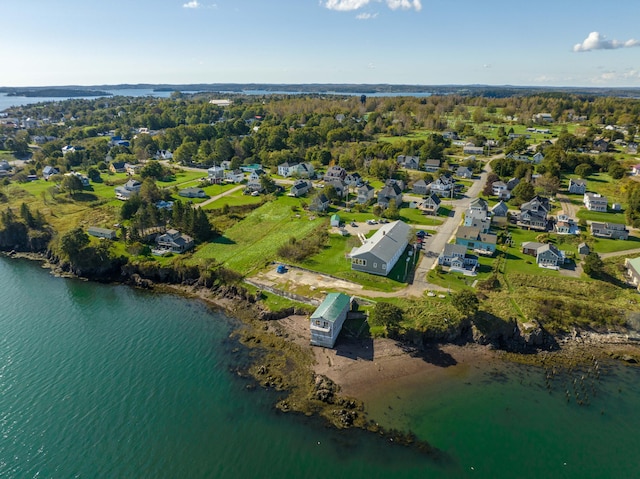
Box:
[297,231,420,292]
[576,208,627,224]
[590,234,640,254]
[192,198,326,275]
[398,207,444,225]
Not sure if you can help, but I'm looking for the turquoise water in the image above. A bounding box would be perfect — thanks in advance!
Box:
[1,257,640,478]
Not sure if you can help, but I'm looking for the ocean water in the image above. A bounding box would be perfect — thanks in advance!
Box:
[1,256,639,478]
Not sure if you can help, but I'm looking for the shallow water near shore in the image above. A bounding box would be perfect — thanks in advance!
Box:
[1,257,640,478]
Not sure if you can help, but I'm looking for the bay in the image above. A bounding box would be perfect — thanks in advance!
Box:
[1,256,640,478]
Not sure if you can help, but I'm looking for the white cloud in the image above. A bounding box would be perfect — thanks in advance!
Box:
[573,32,640,52]
[322,0,421,12]
[183,1,200,8]
[356,12,378,19]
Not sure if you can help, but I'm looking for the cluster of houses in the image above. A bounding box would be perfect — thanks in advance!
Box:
[437,198,499,275]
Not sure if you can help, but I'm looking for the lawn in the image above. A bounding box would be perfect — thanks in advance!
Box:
[192,198,327,275]
[590,234,640,254]
[298,232,419,292]
[200,188,263,209]
[576,208,627,224]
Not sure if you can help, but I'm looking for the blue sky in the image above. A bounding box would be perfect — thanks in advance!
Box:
[3,0,640,87]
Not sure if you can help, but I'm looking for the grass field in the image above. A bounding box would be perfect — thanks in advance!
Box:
[192,198,326,275]
[576,208,627,224]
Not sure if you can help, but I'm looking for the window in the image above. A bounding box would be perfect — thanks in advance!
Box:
[352,258,367,266]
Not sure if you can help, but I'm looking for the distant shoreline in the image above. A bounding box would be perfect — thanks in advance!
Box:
[6,88,112,98]
[1,83,640,99]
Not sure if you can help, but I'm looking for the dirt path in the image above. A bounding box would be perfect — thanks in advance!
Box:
[195,184,244,209]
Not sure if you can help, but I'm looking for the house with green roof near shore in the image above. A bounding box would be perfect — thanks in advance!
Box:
[625,257,640,290]
[310,292,351,348]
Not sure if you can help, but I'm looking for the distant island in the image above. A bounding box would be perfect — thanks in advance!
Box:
[6,88,112,98]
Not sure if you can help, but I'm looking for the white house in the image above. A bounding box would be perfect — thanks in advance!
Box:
[309,293,351,348]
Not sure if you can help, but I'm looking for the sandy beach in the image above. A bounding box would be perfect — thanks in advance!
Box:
[274,314,501,401]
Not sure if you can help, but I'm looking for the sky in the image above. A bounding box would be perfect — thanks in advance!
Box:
[2,0,640,88]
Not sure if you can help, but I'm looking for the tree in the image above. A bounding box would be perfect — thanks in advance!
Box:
[59,227,89,260]
[504,136,528,155]
[483,172,499,197]
[608,162,626,180]
[583,252,604,278]
[87,167,101,183]
[60,174,84,194]
[451,289,479,317]
[140,160,167,180]
[259,175,278,194]
[370,302,403,333]
[534,174,561,197]
[139,178,162,204]
[512,180,535,202]
[574,163,593,178]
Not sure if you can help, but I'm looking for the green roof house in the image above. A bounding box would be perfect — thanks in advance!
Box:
[330,214,341,227]
[310,292,351,348]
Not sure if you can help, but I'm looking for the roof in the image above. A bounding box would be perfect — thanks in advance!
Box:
[522,241,545,250]
[443,243,467,256]
[537,243,562,257]
[310,293,351,324]
[350,220,411,264]
[627,257,640,275]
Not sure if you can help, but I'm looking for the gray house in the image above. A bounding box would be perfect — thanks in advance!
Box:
[88,227,117,240]
[324,165,347,181]
[591,222,629,240]
[155,229,194,253]
[290,179,312,197]
[568,178,587,194]
[577,242,590,256]
[356,184,375,204]
[421,193,441,215]
[349,220,411,276]
[491,200,509,217]
[412,179,429,196]
[438,243,478,273]
[397,155,420,170]
[456,166,473,178]
[377,182,403,208]
[309,193,330,212]
[536,243,564,268]
[309,292,351,348]
[179,187,207,198]
[115,179,142,200]
[424,159,441,172]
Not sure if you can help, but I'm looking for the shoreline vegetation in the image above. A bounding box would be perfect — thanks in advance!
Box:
[3,88,640,452]
[5,250,640,457]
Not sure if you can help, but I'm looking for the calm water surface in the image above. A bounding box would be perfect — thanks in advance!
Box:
[1,257,639,478]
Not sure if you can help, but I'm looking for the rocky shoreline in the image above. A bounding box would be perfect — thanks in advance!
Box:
[4,250,640,455]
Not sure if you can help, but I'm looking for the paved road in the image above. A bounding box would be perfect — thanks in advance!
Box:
[404,156,495,292]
